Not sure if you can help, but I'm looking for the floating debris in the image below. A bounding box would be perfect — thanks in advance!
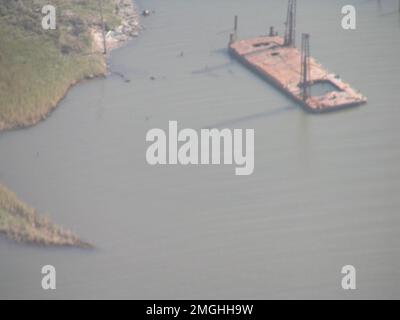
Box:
[142,9,151,17]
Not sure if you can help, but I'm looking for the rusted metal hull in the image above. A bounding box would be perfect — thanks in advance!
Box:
[229,36,367,113]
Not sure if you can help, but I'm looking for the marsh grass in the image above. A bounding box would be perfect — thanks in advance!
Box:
[0,0,120,131]
[0,0,124,246]
[0,184,91,247]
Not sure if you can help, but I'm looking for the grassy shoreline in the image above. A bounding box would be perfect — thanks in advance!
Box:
[0,0,139,132]
[0,0,139,246]
[0,185,92,247]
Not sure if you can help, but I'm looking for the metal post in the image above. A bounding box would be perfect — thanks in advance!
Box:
[98,0,107,54]
[234,15,238,41]
[300,33,311,101]
[269,26,274,37]
[284,0,296,47]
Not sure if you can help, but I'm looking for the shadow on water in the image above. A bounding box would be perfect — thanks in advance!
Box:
[191,62,233,75]
[380,10,400,17]
[203,105,297,129]
[210,47,230,55]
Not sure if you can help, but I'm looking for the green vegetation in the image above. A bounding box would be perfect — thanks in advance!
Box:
[0,0,121,130]
[0,0,131,246]
[0,185,91,247]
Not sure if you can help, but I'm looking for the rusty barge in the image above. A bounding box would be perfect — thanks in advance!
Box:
[228,0,367,113]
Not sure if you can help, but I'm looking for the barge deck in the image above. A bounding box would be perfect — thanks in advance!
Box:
[228,2,367,113]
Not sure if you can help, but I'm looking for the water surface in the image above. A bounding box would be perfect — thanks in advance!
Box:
[1,0,400,299]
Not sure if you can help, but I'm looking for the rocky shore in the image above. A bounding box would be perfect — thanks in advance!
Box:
[92,0,141,54]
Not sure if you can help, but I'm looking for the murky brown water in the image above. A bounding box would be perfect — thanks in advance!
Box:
[1,0,400,299]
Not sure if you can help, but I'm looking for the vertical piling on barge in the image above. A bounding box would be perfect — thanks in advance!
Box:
[234,16,238,35]
[230,15,239,45]
[269,26,274,37]
[284,0,297,47]
[300,33,311,101]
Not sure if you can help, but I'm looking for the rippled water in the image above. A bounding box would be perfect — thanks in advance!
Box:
[1,0,400,299]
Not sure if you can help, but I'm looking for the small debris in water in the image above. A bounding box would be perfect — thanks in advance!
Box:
[142,10,151,17]
[112,71,131,83]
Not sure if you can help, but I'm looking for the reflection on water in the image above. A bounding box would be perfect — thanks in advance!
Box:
[0,0,400,299]
[310,81,342,96]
